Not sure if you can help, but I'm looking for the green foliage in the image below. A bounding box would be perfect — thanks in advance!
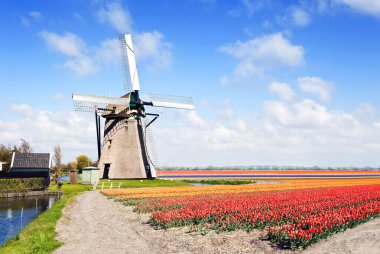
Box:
[0,144,13,172]
[0,178,44,192]
[76,155,90,170]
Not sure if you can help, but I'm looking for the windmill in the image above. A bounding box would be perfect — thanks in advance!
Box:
[72,34,195,179]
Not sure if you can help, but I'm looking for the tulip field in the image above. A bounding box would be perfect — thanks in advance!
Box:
[102,178,380,250]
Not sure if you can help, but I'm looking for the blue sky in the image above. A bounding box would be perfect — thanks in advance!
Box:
[1,0,380,167]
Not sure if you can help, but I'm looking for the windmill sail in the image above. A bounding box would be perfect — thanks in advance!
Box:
[119,34,140,91]
[72,34,195,180]
[148,93,195,110]
[72,93,130,112]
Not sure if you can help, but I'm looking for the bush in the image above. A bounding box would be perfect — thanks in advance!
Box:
[0,178,44,192]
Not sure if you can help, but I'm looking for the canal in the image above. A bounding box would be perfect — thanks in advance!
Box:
[0,194,60,245]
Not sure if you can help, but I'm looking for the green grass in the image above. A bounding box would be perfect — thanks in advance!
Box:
[0,182,90,254]
[182,179,255,185]
[0,179,189,254]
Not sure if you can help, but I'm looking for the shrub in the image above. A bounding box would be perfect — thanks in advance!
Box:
[0,178,44,192]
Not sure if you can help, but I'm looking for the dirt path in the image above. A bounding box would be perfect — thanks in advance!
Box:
[54,191,380,254]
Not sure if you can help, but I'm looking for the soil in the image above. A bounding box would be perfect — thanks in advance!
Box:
[54,191,380,254]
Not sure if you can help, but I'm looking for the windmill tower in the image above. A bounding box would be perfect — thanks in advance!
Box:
[72,34,195,179]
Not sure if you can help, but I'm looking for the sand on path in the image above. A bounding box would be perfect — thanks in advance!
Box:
[54,191,380,254]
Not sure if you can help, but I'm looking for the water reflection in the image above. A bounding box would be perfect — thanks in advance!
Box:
[0,194,60,245]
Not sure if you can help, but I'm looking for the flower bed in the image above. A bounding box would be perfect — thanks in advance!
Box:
[102,179,380,249]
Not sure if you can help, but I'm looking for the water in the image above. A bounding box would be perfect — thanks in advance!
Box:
[0,194,60,245]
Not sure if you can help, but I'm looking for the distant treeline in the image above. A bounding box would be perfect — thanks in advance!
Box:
[157,166,380,171]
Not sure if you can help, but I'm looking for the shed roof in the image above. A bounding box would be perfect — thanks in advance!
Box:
[11,153,51,169]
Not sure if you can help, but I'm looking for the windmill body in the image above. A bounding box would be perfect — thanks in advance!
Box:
[72,34,194,179]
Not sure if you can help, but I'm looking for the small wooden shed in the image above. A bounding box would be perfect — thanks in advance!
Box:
[81,167,99,185]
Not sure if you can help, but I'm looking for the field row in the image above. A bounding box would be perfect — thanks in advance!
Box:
[102,179,380,249]
[101,178,380,199]
[158,170,380,176]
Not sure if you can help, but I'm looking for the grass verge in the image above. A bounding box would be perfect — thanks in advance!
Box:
[0,183,90,254]
[0,179,189,254]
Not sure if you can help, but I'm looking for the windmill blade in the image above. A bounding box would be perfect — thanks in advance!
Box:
[148,93,195,110]
[72,93,130,112]
[119,34,141,91]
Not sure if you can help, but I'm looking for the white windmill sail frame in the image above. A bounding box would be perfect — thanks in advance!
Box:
[72,93,130,112]
[148,93,195,110]
[120,34,141,91]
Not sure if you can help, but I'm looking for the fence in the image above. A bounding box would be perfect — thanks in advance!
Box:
[99,182,122,190]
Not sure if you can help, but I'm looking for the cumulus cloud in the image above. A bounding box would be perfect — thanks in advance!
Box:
[39,2,173,75]
[298,76,334,101]
[265,99,333,127]
[219,33,304,80]
[29,11,42,20]
[153,97,380,167]
[269,81,296,102]
[1,104,96,162]
[53,93,65,101]
[134,31,173,70]
[20,11,43,27]
[335,0,380,18]
[94,38,120,65]
[39,31,86,57]
[96,1,132,33]
[38,31,98,75]
[38,32,128,75]
[291,7,311,26]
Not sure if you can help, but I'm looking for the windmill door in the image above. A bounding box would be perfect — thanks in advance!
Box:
[103,164,110,179]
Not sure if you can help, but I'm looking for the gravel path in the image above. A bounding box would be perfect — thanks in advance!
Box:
[54,191,380,254]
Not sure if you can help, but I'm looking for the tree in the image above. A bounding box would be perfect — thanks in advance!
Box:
[53,144,62,179]
[0,144,13,172]
[19,138,33,153]
[76,155,90,171]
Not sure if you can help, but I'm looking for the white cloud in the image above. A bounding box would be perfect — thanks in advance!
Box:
[39,31,124,75]
[29,11,42,20]
[269,81,295,102]
[96,1,132,33]
[20,11,43,27]
[63,56,98,76]
[134,31,173,70]
[94,38,120,65]
[20,17,30,27]
[153,97,380,167]
[355,103,376,114]
[53,93,65,101]
[335,0,380,18]
[219,99,235,118]
[229,0,270,17]
[241,0,268,16]
[39,30,98,75]
[1,104,96,162]
[298,76,334,101]
[39,2,173,75]
[291,7,311,26]
[219,33,304,79]
[39,31,86,57]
